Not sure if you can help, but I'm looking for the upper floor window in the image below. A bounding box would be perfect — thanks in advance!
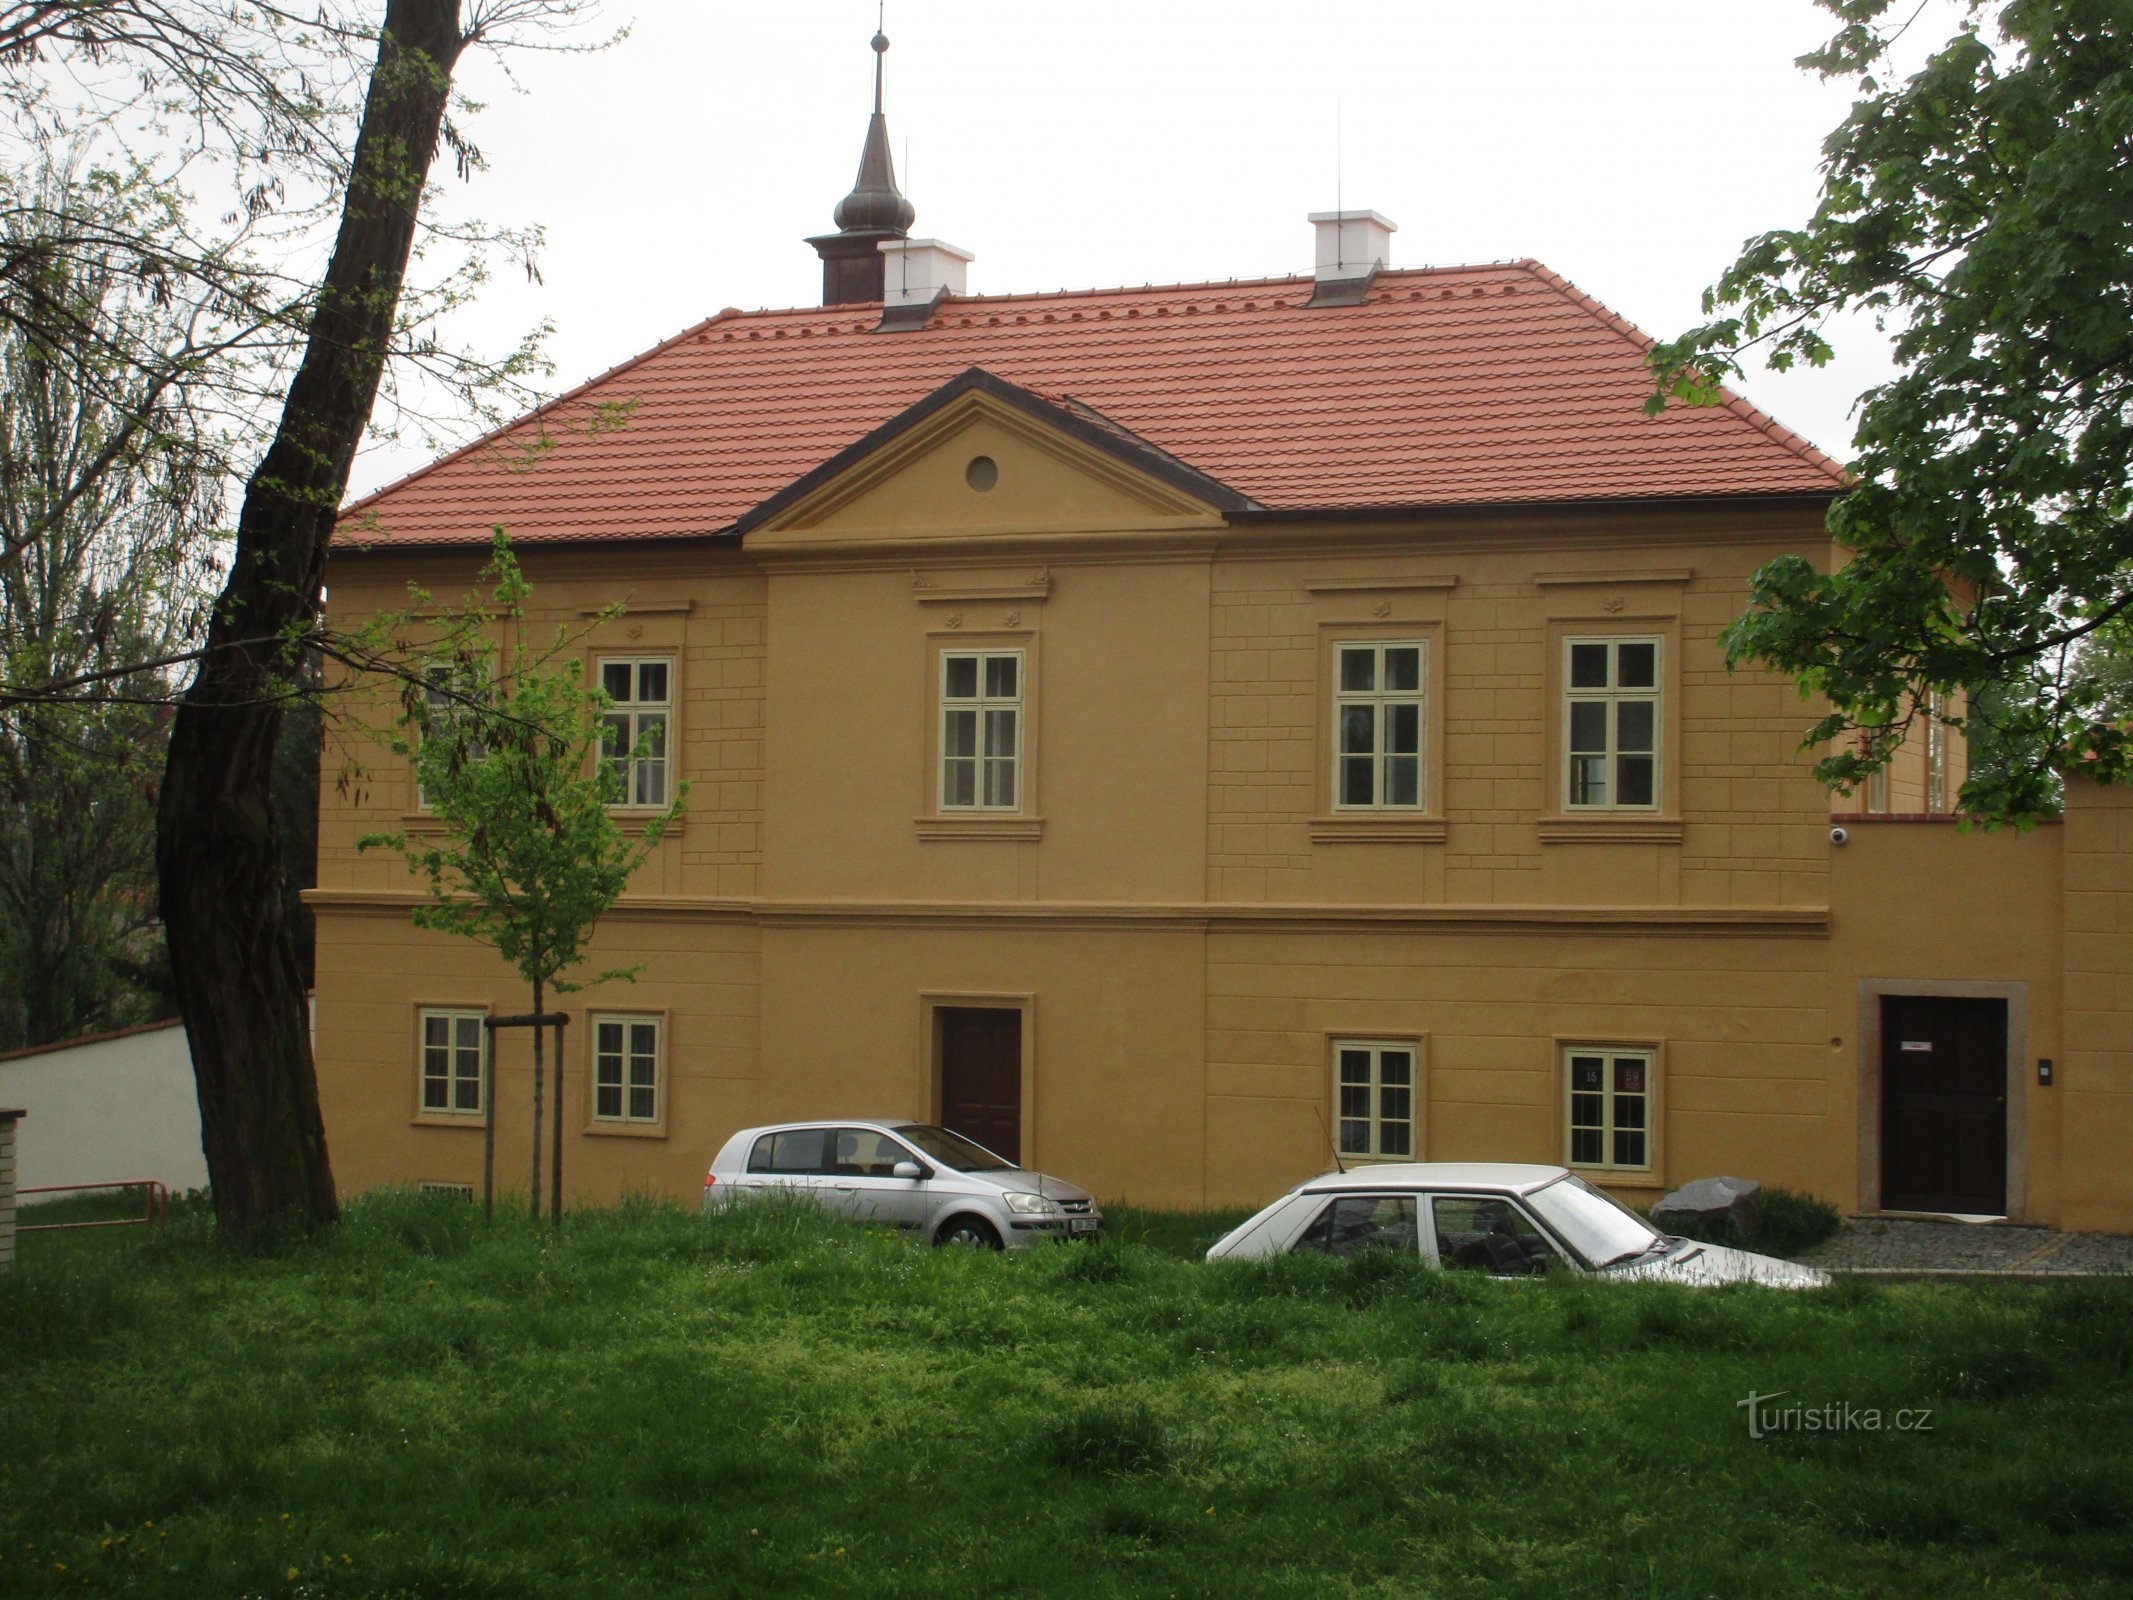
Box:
[417,664,487,810]
[1925,690,1949,813]
[1333,641,1425,809]
[1564,637,1660,810]
[940,650,1022,810]
[599,657,672,808]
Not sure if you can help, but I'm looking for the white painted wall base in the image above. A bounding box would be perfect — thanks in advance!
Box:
[0,1022,207,1196]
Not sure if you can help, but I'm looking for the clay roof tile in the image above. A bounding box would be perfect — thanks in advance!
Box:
[337,261,1846,549]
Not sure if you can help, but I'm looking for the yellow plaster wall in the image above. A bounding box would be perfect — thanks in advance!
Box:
[755,922,1209,1208]
[1201,926,1837,1210]
[760,557,1210,904]
[1826,816,2063,1218]
[313,905,761,1202]
[1205,508,1836,908]
[2060,778,2133,1232]
[308,431,2126,1231]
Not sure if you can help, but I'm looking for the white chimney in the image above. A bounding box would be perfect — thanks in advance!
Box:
[1308,209,1396,293]
[878,238,974,310]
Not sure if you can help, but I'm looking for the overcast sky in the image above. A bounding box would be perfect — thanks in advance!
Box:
[353,0,1922,498]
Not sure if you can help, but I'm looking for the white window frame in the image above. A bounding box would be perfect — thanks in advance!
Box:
[417,1007,486,1118]
[597,656,674,810]
[1332,1038,1419,1162]
[590,1012,663,1126]
[1331,640,1427,811]
[1562,636,1662,812]
[417,663,488,811]
[1925,690,1949,814]
[938,649,1023,812]
[1563,1046,1654,1175]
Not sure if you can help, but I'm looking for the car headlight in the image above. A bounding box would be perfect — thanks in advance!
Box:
[1003,1191,1062,1216]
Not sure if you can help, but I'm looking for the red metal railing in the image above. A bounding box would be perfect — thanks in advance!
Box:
[16,1180,169,1232]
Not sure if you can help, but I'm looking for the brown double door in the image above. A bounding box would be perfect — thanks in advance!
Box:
[938,1007,1021,1163]
[1881,995,2007,1215]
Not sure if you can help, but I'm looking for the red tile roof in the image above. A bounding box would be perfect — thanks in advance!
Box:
[336,260,1846,548]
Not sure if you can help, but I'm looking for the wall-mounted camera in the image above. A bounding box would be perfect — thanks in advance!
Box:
[1830,826,1849,846]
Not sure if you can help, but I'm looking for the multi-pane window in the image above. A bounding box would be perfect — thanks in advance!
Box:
[599,658,672,808]
[1333,642,1425,809]
[592,1014,661,1124]
[1564,637,1660,809]
[1925,690,1949,814]
[419,1008,485,1116]
[940,650,1021,810]
[418,664,488,809]
[1334,1040,1416,1161]
[1565,1048,1652,1173]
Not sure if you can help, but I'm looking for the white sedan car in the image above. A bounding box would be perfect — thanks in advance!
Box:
[1207,1163,1827,1287]
[702,1119,1101,1249]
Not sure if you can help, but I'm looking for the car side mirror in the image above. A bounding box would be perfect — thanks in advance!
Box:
[892,1161,924,1180]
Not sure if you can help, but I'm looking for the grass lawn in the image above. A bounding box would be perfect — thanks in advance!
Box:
[2,1193,2128,1599]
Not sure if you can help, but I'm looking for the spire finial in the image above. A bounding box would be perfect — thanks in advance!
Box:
[872,7,888,116]
[805,15,917,304]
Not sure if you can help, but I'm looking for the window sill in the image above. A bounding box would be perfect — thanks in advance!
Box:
[585,1120,668,1140]
[611,813,684,837]
[1309,814,1447,843]
[914,814,1045,841]
[1568,1166,1663,1190]
[1537,816,1683,844]
[411,1113,487,1129]
[400,811,684,837]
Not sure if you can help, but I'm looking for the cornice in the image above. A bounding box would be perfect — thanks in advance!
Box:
[303,888,1828,938]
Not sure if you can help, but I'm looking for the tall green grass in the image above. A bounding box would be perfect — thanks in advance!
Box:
[2,1190,2127,1598]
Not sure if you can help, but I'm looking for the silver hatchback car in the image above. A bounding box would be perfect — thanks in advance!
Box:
[702,1119,1102,1249]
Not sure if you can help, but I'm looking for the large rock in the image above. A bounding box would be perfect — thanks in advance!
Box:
[1651,1176,1762,1238]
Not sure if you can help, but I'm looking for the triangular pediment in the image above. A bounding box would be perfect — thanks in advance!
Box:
[735,367,1251,546]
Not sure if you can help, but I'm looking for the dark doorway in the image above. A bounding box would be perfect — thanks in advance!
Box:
[938,1006,1021,1162]
[1881,995,2008,1214]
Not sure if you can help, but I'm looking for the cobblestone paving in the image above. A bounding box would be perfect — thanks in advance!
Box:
[1796,1217,2133,1275]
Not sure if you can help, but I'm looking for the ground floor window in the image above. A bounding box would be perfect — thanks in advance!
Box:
[418,1009,485,1117]
[1564,1046,1653,1172]
[1334,1040,1417,1161]
[591,1014,663,1125]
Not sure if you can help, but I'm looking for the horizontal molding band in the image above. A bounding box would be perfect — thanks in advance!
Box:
[304,888,1828,938]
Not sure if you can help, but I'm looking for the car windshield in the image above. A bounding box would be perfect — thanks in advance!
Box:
[1525,1174,1664,1269]
[894,1124,1018,1172]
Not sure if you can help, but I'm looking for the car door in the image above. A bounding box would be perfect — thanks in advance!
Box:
[744,1127,834,1206]
[1424,1193,1564,1277]
[1287,1193,1421,1259]
[822,1127,934,1231]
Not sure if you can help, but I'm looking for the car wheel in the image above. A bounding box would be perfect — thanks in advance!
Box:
[935,1215,1002,1250]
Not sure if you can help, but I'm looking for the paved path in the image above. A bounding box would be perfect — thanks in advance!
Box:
[1796,1217,2133,1277]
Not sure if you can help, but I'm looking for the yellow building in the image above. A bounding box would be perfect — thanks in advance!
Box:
[313,93,2133,1233]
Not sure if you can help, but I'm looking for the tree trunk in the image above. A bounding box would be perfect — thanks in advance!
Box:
[529,974,544,1218]
[155,0,468,1242]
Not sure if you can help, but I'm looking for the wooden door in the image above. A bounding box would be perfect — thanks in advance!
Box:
[1881,996,2008,1214]
[938,1007,1021,1163]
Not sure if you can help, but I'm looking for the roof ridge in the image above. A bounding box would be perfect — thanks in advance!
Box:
[1511,259,1850,486]
[647,261,1537,324]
